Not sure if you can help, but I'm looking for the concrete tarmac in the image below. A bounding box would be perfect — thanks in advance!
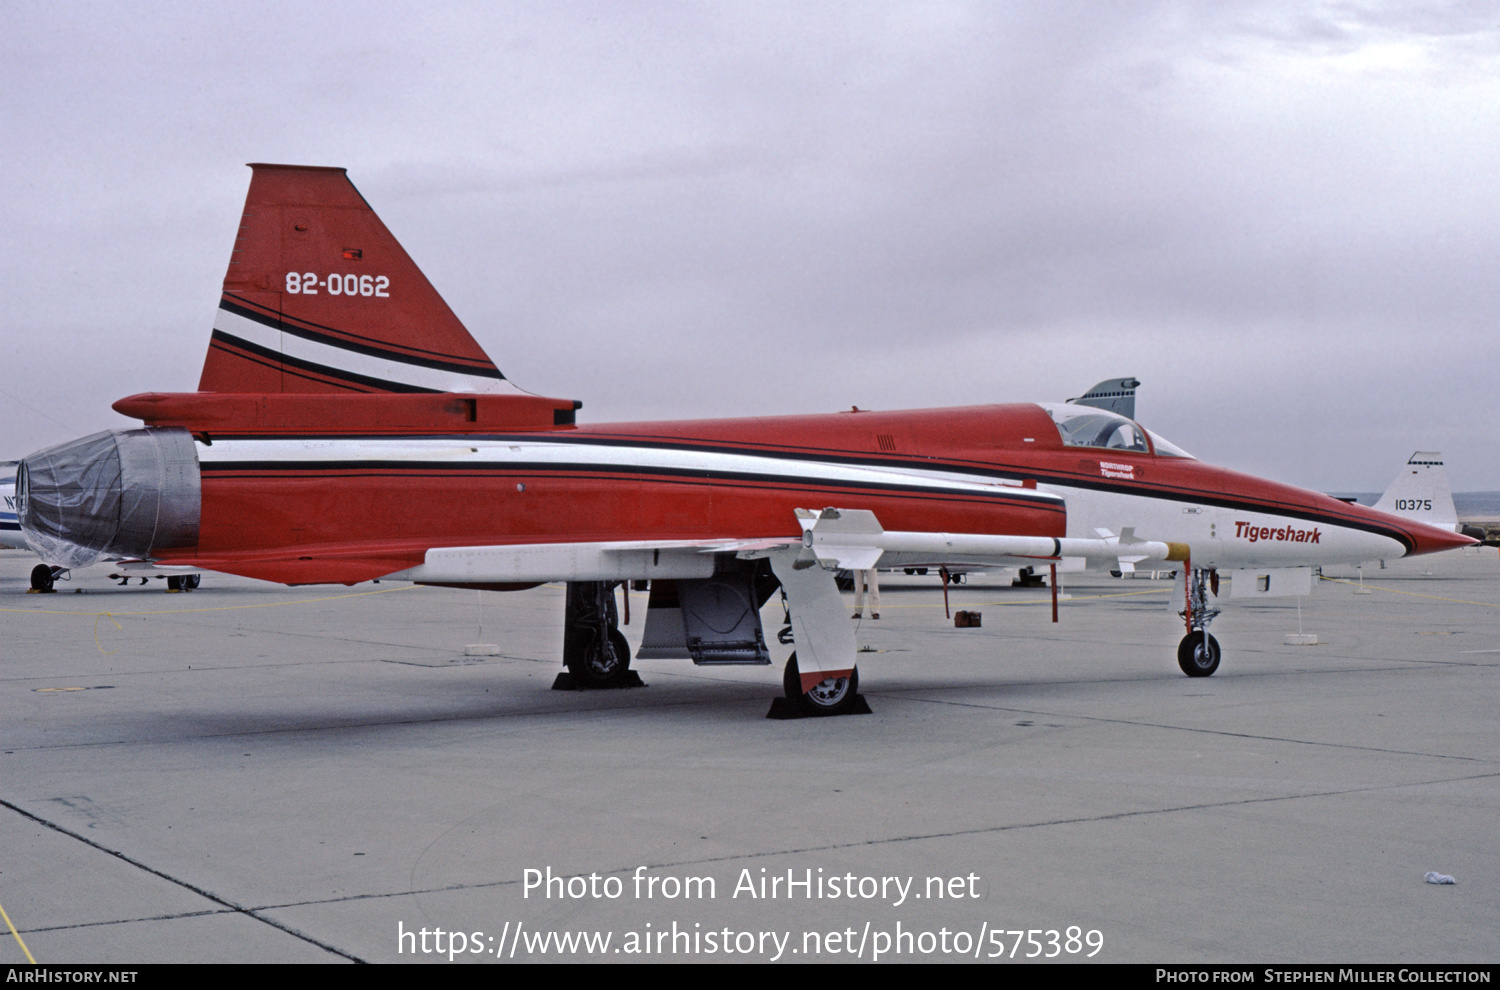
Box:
[2,548,1496,964]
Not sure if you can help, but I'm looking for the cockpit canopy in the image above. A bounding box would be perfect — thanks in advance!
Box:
[1040,403,1193,458]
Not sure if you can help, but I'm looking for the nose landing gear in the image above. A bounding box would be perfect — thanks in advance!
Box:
[1177,565,1222,677]
[30,564,61,593]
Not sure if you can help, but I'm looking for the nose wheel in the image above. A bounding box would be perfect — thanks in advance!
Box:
[1177,631,1220,677]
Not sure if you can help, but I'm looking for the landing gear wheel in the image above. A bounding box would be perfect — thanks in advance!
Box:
[167,576,182,591]
[183,574,200,591]
[783,653,860,716]
[1177,632,1221,677]
[30,564,55,593]
[567,628,633,688]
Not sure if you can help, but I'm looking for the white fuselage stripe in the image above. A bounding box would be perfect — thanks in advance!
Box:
[192,438,1409,566]
[196,437,1063,504]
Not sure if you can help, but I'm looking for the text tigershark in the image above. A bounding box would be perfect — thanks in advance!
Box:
[1235,521,1322,544]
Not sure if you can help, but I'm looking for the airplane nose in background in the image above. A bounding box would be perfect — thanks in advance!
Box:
[18,427,201,568]
[1406,522,1480,557]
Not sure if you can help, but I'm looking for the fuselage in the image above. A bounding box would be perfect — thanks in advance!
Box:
[16,397,1469,582]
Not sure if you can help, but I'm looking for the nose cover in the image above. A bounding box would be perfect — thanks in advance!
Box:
[17,428,200,568]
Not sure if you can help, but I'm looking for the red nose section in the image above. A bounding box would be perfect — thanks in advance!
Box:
[1337,497,1479,558]
[1405,521,1479,557]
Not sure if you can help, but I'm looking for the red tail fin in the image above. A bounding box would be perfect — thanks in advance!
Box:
[200,164,517,395]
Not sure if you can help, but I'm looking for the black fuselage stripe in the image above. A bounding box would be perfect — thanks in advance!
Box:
[197,460,1067,509]
[503,436,1413,543]
[1033,474,1414,549]
[184,431,1412,547]
[219,296,505,379]
[199,430,1040,480]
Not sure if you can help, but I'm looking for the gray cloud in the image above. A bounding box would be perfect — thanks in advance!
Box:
[4,0,1499,491]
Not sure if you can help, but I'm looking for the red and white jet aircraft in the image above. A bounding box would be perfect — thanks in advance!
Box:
[15,165,1473,715]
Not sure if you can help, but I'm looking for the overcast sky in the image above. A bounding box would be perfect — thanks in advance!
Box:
[5,1,1499,490]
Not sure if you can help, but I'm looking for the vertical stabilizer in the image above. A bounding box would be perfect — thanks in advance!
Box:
[200,164,520,395]
[1068,377,1140,420]
[1373,452,1459,532]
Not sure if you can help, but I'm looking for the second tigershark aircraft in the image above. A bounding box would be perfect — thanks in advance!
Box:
[14,165,1474,714]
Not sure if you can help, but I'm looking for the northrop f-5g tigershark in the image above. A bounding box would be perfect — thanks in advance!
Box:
[14,165,1473,715]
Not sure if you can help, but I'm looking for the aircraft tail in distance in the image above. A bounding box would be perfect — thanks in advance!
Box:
[1373,452,1459,533]
[1067,377,1140,420]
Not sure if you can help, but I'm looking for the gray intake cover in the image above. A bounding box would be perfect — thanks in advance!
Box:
[18,427,201,568]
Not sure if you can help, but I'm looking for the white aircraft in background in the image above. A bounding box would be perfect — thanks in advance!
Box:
[1,461,21,550]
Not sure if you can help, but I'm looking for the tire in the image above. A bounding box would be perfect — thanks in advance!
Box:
[183,574,200,591]
[783,653,860,716]
[30,564,54,592]
[1177,632,1221,677]
[568,628,633,688]
[167,575,182,591]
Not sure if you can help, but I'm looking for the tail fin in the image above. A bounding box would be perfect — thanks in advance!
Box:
[200,164,520,395]
[1067,377,1140,420]
[1373,452,1459,532]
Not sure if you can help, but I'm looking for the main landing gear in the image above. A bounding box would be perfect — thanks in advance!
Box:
[30,564,61,593]
[1177,566,1222,677]
[781,653,864,717]
[559,581,639,689]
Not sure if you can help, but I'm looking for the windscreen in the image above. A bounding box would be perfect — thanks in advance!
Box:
[1041,404,1193,458]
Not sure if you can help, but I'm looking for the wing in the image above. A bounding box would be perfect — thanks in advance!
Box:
[159,537,800,587]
